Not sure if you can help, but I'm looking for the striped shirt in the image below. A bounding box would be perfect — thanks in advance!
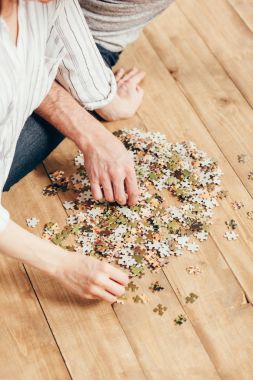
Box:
[80,0,173,52]
[0,0,116,232]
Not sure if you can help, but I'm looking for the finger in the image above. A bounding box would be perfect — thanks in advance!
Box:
[125,168,139,206]
[128,71,146,87]
[120,67,138,82]
[101,177,114,203]
[114,68,125,82]
[92,286,117,303]
[101,277,126,297]
[107,265,129,286]
[112,177,127,205]
[90,182,103,202]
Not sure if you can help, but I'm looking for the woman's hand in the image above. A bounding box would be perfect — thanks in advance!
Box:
[56,253,129,303]
[96,68,146,121]
[81,125,139,206]
[0,220,129,304]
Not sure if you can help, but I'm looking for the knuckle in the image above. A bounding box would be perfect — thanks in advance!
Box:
[93,193,103,201]
[94,273,104,286]
[116,287,125,297]
[116,196,126,205]
[105,195,114,203]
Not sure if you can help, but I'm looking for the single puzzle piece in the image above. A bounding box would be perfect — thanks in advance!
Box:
[248,171,253,181]
[126,281,139,292]
[153,304,167,316]
[149,281,164,293]
[185,292,198,304]
[231,201,244,210]
[194,231,208,242]
[247,211,253,220]
[224,230,238,241]
[185,265,202,275]
[63,201,76,210]
[187,242,199,253]
[237,154,249,164]
[133,294,149,304]
[217,190,228,199]
[225,219,237,230]
[174,314,187,325]
[115,294,128,304]
[26,217,39,228]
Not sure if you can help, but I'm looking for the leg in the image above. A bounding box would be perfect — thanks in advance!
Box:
[3,115,64,191]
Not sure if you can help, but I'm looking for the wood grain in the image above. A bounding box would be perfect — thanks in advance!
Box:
[116,33,253,378]
[145,3,253,198]
[3,166,145,380]
[2,1,253,378]
[177,0,253,109]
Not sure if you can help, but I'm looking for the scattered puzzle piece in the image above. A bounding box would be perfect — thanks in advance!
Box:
[174,314,187,325]
[248,171,253,181]
[237,154,249,163]
[247,211,253,220]
[126,281,139,292]
[232,201,244,210]
[224,230,238,241]
[186,265,202,275]
[26,217,39,228]
[225,219,237,230]
[149,281,164,293]
[115,294,128,304]
[133,294,149,304]
[153,304,167,316]
[185,292,198,304]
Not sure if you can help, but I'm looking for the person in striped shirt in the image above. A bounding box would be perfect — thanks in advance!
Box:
[0,0,132,302]
[0,0,173,301]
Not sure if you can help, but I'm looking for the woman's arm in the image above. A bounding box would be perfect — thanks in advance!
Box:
[0,219,128,302]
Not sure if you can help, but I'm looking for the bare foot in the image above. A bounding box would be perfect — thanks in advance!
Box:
[96,67,146,121]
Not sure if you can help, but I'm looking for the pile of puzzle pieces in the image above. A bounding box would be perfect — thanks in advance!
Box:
[41,128,223,280]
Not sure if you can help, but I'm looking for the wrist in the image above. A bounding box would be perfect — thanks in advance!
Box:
[95,94,124,122]
[37,242,70,278]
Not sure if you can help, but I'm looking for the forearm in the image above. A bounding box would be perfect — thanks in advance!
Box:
[0,219,68,277]
[36,81,109,150]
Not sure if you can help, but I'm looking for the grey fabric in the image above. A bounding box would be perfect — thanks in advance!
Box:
[80,0,173,52]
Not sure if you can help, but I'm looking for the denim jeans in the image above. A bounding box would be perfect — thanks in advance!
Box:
[3,45,121,192]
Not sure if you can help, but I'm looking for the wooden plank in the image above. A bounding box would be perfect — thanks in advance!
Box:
[1,189,70,379]
[145,4,253,198]
[118,33,253,300]
[228,0,253,30]
[118,37,253,299]
[176,0,253,110]
[116,34,253,378]
[43,139,220,380]
[3,165,146,380]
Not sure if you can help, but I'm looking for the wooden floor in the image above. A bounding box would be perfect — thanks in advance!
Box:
[2,0,253,378]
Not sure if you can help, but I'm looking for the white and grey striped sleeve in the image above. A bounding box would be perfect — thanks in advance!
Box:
[0,52,12,232]
[48,0,117,111]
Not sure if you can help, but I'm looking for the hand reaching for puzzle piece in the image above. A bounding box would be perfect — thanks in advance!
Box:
[57,253,129,303]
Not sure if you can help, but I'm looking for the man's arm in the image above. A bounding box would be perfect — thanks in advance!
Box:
[36,81,139,206]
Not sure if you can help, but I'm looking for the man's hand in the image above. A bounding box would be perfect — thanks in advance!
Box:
[36,81,140,206]
[81,126,139,206]
[57,254,128,303]
[96,68,146,122]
